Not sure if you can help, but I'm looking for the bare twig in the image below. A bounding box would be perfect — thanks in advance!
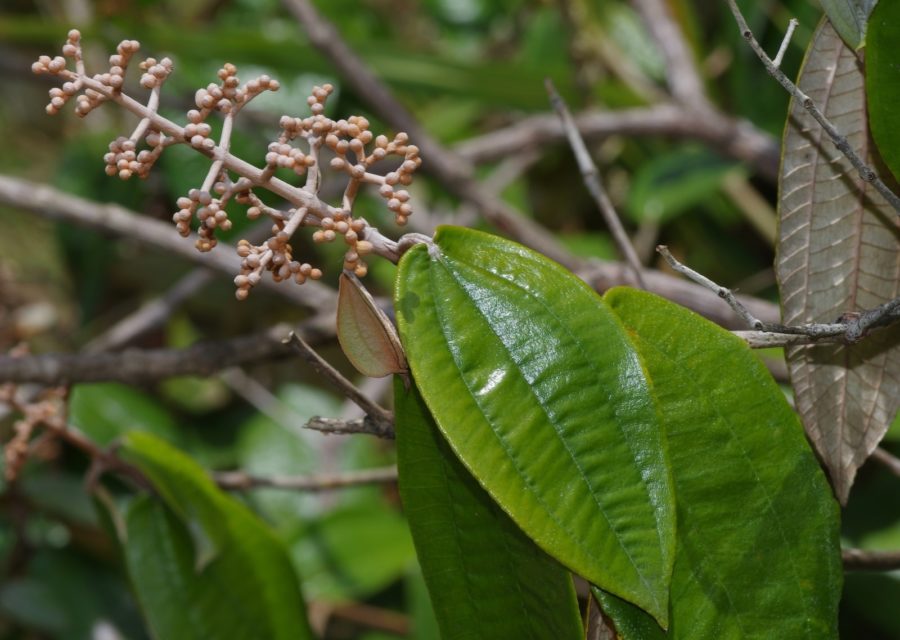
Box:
[285,332,394,429]
[305,416,395,440]
[631,0,710,111]
[84,269,215,352]
[545,79,645,289]
[454,104,780,182]
[773,18,799,69]
[842,548,900,572]
[0,323,331,385]
[213,465,397,491]
[725,0,900,215]
[870,447,900,478]
[732,331,842,348]
[657,246,900,345]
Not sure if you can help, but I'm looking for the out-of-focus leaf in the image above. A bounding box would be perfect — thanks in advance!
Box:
[395,226,674,626]
[820,0,877,48]
[841,573,900,638]
[20,470,96,526]
[70,383,181,446]
[289,501,415,602]
[120,433,313,640]
[600,287,842,639]
[627,147,737,223]
[0,550,144,640]
[124,497,312,640]
[395,378,583,640]
[235,383,341,527]
[777,19,900,504]
[865,0,900,182]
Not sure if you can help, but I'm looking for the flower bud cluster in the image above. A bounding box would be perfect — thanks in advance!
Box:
[36,32,423,300]
[1,365,66,484]
[233,208,323,300]
[328,129,419,226]
[194,64,280,116]
[174,187,234,252]
[312,211,373,278]
[104,133,165,179]
[139,56,174,90]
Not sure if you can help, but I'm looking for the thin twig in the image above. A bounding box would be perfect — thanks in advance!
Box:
[285,332,394,429]
[657,245,900,344]
[454,104,780,182]
[773,18,799,69]
[842,548,900,572]
[725,0,900,215]
[213,465,397,491]
[0,323,330,385]
[631,0,710,111]
[305,416,395,440]
[545,79,645,289]
[220,367,311,435]
[84,269,215,352]
[658,245,766,328]
[870,447,900,479]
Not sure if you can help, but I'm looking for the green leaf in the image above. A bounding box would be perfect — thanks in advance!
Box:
[124,497,312,640]
[70,383,181,446]
[120,432,227,568]
[820,0,877,48]
[119,433,313,640]
[289,501,415,603]
[394,377,583,640]
[603,287,842,639]
[866,0,900,182]
[778,18,900,504]
[627,146,737,224]
[394,226,675,626]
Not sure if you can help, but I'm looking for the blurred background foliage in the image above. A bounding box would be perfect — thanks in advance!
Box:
[0,0,897,638]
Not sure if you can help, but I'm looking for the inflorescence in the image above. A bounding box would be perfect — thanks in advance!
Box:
[34,30,422,300]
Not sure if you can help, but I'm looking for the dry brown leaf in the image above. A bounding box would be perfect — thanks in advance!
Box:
[777,19,900,504]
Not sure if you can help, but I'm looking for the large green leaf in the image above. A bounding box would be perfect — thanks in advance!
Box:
[866,0,900,182]
[777,18,900,504]
[119,432,313,640]
[820,0,877,48]
[394,377,583,640]
[601,287,842,639]
[394,226,674,625]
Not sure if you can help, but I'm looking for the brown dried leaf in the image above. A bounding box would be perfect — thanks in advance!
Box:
[777,19,900,504]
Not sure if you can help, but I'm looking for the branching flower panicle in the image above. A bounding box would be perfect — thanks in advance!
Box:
[35,30,423,299]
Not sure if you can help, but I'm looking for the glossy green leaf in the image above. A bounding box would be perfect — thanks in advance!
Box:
[820,0,877,48]
[778,18,900,504]
[119,433,313,640]
[394,377,583,640]
[602,287,842,639]
[866,0,900,182]
[395,226,674,625]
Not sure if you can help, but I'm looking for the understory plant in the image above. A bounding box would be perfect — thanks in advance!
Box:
[6,1,900,638]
